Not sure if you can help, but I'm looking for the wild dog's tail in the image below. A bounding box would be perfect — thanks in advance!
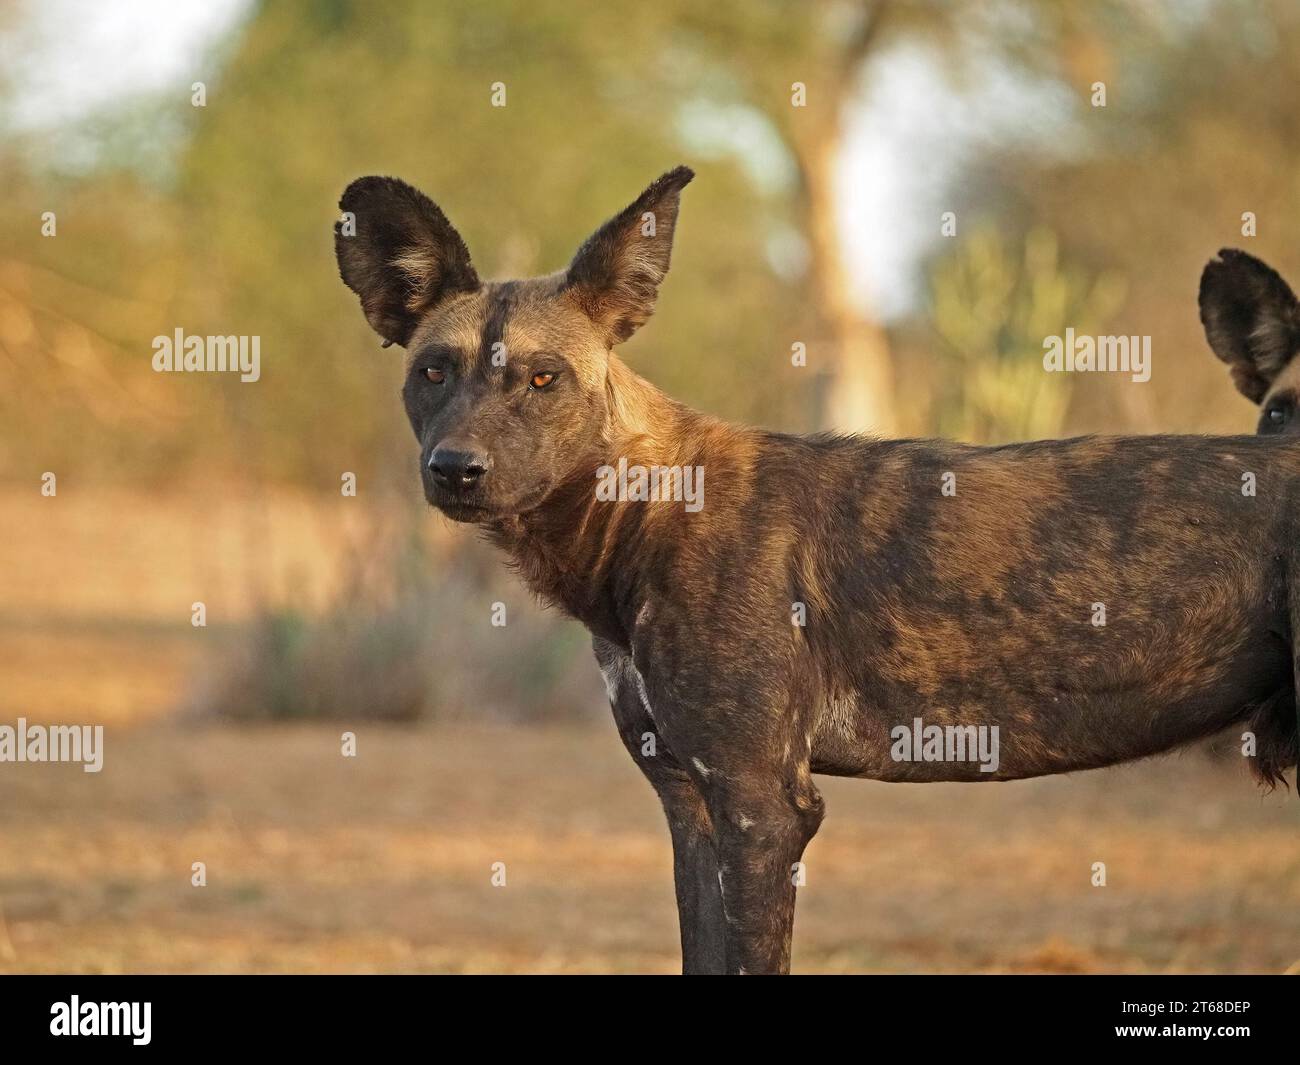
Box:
[1245,687,1298,791]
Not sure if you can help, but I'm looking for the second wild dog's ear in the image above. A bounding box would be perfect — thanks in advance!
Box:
[564,166,695,346]
[335,176,480,348]
[1199,248,1300,403]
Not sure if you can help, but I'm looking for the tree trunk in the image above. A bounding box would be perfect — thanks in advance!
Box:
[797,123,896,436]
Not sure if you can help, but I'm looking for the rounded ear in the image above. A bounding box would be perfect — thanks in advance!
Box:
[1199,248,1300,403]
[334,176,480,348]
[563,166,694,346]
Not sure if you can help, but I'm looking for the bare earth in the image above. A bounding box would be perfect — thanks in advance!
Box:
[1,723,1297,975]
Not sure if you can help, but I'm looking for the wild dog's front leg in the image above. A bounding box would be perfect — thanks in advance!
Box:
[700,760,824,974]
[653,774,727,974]
[593,638,726,974]
[640,648,824,975]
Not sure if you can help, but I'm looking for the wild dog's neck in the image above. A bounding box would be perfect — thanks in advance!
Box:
[486,353,718,641]
[600,354,695,462]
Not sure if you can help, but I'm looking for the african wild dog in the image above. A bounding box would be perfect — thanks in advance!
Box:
[1201,248,1300,435]
[336,168,1300,975]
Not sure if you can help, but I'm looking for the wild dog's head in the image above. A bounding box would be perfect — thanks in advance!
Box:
[335,166,693,521]
[1199,248,1300,435]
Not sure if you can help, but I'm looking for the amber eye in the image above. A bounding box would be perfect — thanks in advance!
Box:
[530,372,556,390]
[424,367,445,384]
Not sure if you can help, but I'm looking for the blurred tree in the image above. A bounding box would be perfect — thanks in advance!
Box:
[672,0,908,435]
[663,0,1168,435]
[964,0,1300,436]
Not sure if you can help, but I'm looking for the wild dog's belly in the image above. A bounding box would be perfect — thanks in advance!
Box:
[809,614,1291,782]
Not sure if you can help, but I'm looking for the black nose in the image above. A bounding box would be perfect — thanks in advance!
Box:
[428,445,491,490]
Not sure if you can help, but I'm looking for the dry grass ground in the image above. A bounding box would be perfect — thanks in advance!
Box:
[0,486,418,725]
[0,723,1297,975]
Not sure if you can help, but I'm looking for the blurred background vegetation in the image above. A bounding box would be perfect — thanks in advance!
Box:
[3,0,1300,725]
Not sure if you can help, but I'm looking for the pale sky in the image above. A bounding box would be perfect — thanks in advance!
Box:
[0,0,252,130]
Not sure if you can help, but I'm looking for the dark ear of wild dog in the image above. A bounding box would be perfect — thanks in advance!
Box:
[1200,247,1300,433]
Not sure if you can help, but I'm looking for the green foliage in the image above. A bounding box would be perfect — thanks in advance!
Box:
[928,225,1125,443]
